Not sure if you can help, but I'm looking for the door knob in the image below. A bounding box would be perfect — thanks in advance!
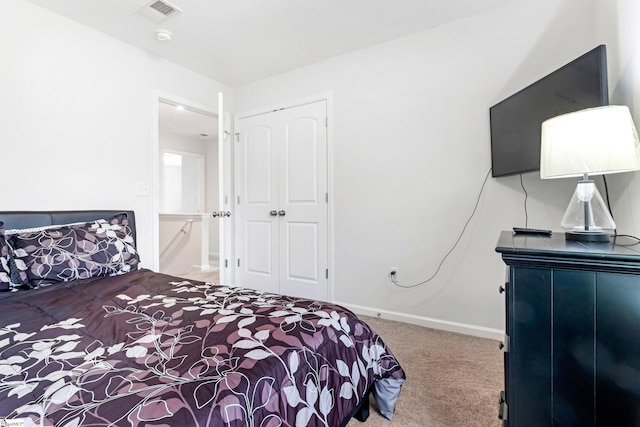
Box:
[278,210,286,216]
[212,211,219,217]
[270,210,278,216]
[223,211,231,217]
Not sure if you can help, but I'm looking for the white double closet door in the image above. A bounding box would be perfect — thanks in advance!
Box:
[235,100,328,301]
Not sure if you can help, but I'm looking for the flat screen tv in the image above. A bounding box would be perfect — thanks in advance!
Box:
[490,45,609,178]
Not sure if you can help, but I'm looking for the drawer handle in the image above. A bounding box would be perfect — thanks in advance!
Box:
[499,281,507,293]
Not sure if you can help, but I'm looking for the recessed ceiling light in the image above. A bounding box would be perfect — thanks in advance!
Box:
[156,29,174,41]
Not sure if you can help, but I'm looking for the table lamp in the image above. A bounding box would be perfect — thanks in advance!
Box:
[540,105,640,242]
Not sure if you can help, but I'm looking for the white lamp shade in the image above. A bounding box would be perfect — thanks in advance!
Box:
[540,105,640,179]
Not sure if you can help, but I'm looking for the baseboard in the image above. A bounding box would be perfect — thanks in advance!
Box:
[336,302,504,341]
[188,264,211,273]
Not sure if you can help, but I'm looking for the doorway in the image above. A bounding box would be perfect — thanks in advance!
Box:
[156,98,220,281]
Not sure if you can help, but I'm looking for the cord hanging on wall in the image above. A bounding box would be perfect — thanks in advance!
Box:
[391,168,492,289]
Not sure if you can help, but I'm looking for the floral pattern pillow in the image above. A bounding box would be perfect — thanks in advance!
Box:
[0,222,11,290]
[7,213,139,285]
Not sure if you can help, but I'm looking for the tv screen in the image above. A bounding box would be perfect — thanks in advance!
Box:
[490,45,609,178]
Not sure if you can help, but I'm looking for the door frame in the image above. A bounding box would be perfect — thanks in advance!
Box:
[234,92,334,300]
[152,90,221,272]
[218,93,233,285]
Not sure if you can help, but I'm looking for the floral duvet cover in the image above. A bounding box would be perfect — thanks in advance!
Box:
[0,269,404,426]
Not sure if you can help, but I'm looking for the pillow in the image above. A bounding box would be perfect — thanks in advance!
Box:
[7,213,139,285]
[9,256,30,289]
[1,221,32,291]
[3,220,87,235]
[0,222,12,290]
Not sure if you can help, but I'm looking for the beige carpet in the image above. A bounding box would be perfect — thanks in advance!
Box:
[178,269,220,283]
[347,316,503,427]
[176,272,503,426]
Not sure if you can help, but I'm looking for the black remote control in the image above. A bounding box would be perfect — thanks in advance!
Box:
[513,227,552,236]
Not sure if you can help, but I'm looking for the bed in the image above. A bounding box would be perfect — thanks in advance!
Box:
[0,210,405,427]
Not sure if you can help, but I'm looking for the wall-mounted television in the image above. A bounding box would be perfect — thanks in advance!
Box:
[490,45,609,178]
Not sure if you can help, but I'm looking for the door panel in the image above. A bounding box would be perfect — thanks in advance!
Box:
[596,273,640,425]
[236,100,328,301]
[246,221,274,276]
[510,267,552,425]
[286,117,319,203]
[236,112,279,293]
[287,222,319,281]
[552,270,595,426]
[246,125,274,203]
[279,102,327,301]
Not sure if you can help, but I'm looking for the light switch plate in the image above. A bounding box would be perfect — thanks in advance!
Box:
[135,181,150,196]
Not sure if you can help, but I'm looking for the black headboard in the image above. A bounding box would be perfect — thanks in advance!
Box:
[0,210,137,241]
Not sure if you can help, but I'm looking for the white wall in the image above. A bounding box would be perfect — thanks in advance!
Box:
[595,0,640,237]
[160,134,207,213]
[235,0,602,337]
[1,0,232,268]
[158,214,208,275]
[7,0,636,338]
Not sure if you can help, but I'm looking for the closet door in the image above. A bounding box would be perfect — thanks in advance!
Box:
[236,101,328,301]
[236,112,279,294]
[278,101,328,301]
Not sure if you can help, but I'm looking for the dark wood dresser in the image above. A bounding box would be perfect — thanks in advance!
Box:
[495,230,640,426]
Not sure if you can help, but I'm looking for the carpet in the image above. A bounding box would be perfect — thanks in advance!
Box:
[347,316,503,427]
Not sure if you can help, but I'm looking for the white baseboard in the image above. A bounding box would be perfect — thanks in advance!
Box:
[336,301,505,341]
[188,264,211,272]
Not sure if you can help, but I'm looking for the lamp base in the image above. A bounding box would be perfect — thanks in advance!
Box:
[565,231,611,243]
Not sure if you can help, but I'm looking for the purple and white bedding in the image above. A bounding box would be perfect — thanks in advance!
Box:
[0,268,405,426]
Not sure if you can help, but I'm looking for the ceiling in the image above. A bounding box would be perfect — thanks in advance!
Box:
[24,0,512,87]
[158,101,217,141]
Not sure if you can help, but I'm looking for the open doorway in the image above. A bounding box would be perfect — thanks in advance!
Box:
[157,99,220,282]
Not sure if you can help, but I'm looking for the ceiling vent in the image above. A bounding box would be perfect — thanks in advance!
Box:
[137,0,182,23]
